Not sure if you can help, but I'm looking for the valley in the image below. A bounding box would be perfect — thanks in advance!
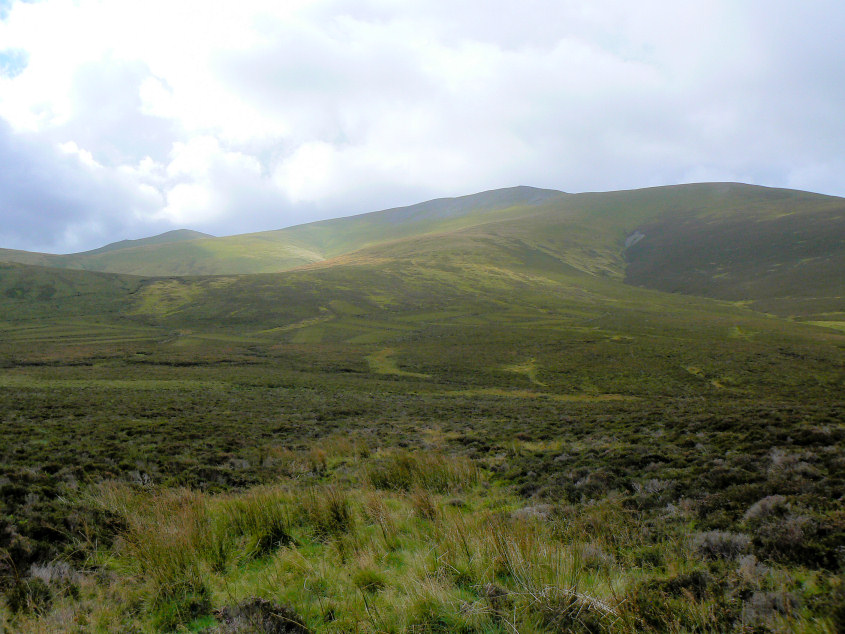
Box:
[0,183,843,632]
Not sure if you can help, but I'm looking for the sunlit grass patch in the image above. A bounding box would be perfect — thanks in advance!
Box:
[502,357,546,386]
[448,387,637,402]
[805,320,845,333]
[366,347,430,378]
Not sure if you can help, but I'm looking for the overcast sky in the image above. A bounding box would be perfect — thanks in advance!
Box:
[1,0,843,253]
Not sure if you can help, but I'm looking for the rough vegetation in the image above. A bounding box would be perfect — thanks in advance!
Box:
[0,183,843,631]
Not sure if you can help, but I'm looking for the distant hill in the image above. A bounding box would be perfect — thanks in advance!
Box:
[0,186,565,276]
[0,183,842,319]
[0,228,215,274]
[82,229,214,255]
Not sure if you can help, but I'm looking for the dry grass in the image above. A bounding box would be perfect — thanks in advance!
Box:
[5,451,839,633]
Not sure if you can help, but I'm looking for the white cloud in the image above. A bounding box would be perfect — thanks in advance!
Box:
[162,182,213,225]
[273,141,337,203]
[0,0,843,252]
[58,140,102,169]
[156,136,276,225]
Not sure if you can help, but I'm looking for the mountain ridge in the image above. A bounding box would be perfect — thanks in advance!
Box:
[0,182,842,320]
[81,229,215,256]
[1,182,838,271]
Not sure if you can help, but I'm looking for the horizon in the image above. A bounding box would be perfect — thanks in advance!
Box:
[1,1,844,254]
[8,179,842,256]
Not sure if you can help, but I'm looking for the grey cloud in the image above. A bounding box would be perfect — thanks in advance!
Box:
[0,119,165,252]
[53,58,177,166]
[215,18,438,143]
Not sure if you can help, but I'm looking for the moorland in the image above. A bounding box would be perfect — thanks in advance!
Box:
[0,183,843,632]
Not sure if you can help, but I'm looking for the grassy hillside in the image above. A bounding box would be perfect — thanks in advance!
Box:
[0,229,214,272]
[0,262,142,319]
[623,184,845,319]
[82,229,214,255]
[303,182,844,320]
[0,253,843,630]
[1,183,841,319]
[0,182,843,631]
[0,187,565,276]
[2,229,842,402]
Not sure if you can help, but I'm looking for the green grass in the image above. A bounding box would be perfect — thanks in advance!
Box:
[502,358,546,386]
[0,374,226,389]
[805,321,845,333]
[0,183,843,630]
[0,348,842,630]
[4,447,841,632]
[366,348,430,378]
[0,183,841,322]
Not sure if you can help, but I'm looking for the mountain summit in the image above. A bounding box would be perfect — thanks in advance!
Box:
[82,229,214,256]
[0,183,842,320]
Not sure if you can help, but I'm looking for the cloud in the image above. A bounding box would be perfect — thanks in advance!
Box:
[158,136,284,227]
[0,0,843,252]
[0,48,28,79]
[0,118,163,252]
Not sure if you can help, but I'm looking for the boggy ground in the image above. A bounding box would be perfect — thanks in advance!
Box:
[0,333,843,632]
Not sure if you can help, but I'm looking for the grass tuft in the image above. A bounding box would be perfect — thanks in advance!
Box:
[365,450,480,493]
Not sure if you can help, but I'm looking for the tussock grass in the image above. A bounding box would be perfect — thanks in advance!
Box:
[5,446,842,632]
[302,486,355,540]
[365,449,479,493]
[11,452,628,632]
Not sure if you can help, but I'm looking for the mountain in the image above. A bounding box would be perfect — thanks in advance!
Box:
[0,183,842,321]
[1,195,842,404]
[0,228,214,274]
[621,185,845,317]
[0,186,565,276]
[82,229,214,255]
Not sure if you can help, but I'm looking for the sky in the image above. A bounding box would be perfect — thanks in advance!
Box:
[1,0,844,253]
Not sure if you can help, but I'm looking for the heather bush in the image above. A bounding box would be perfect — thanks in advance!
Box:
[692,530,751,560]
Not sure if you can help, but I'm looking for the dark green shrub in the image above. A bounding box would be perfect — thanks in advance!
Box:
[150,580,211,632]
[5,576,52,614]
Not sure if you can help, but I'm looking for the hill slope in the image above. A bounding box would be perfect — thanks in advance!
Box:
[0,183,842,318]
[621,185,845,317]
[0,228,214,273]
[0,186,565,276]
[83,229,214,255]
[1,183,844,633]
